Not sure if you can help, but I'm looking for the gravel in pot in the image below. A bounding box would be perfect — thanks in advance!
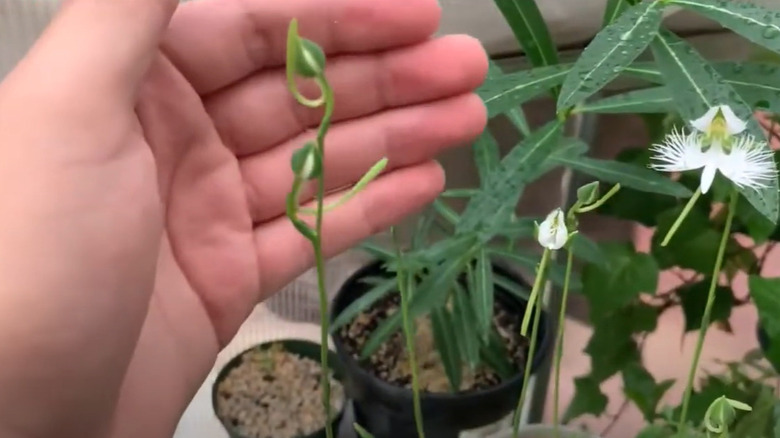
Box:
[212,340,346,438]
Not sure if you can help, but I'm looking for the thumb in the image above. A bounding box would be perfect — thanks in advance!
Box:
[11,0,178,103]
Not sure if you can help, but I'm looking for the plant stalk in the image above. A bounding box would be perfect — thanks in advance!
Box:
[521,249,551,335]
[661,187,702,247]
[512,250,550,437]
[552,248,575,437]
[677,189,738,433]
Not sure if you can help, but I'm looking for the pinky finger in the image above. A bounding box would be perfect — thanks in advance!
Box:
[254,160,445,295]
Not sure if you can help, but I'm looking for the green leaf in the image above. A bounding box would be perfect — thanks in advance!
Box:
[361,248,476,358]
[569,234,607,267]
[551,155,692,197]
[487,60,533,136]
[358,239,394,261]
[581,242,659,322]
[715,62,780,113]
[524,137,589,182]
[331,276,396,332]
[479,65,570,117]
[584,303,656,382]
[651,206,722,273]
[353,423,376,438]
[650,30,780,224]
[492,0,559,68]
[557,0,665,110]
[671,0,780,56]
[431,308,462,391]
[452,283,481,368]
[679,281,734,332]
[472,130,501,186]
[577,86,673,114]
[749,276,780,372]
[622,362,675,421]
[458,121,563,238]
[564,376,609,422]
[432,198,459,226]
[480,329,516,379]
[473,249,495,341]
[636,425,675,438]
[411,206,436,251]
[493,272,531,301]
[732,389,776,438]
[488,247,582,291]
[602,0,631,26]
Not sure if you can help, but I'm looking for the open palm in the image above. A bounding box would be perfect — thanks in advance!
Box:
[0,1,487,437]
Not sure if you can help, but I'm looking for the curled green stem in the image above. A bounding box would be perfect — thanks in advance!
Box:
[552,248,575,437]
[677,189,738,433]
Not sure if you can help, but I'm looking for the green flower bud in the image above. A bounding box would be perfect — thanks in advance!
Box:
[291,142,321,180]
[576,181,600,205]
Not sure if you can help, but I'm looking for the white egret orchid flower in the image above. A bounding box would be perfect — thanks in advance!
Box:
[649,105,776,194]
[537,208,568,250]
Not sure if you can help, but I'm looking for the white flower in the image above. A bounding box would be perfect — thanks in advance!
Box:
[537,208,568,250]
[649,105,776,194]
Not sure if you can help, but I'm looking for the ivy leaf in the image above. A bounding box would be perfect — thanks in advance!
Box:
[671,0,780,56]
[650,29,779,224]
[570,234,607,267]
[585,303,657,382]
[581,243,659,322]
[479,65,570,117]
[679,281,734,332]
[748,276,780,371]
[492,0,559,68]
[563,376,609,422]
[622,362,675,421]
[557,0,665,110]
[550,155,692,197]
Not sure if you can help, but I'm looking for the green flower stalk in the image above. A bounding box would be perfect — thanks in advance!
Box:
[284,19,386,438]
[677,189,739,434]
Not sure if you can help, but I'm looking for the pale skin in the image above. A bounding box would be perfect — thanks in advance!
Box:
[0,0,488,437]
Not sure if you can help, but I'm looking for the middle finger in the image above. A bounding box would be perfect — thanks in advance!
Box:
[205,35,487,157]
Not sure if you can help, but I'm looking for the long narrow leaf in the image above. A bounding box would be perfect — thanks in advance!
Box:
[431,308,462,391]
[557,0,665,110]
[458,121,563,237]
[472,130,501,185]
[331,277,396,331]
[493,0,559,68]
[452,282,482,368]
[651,30,779,223]
[671,0,780,55]
[577,86,673,114]
[479,65,570,118]
[603,0,631,26]
[552,155,692,197]
[473,249,495,341]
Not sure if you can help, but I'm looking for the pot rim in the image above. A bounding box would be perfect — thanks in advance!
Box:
[211,339,347,438]
[330,259,554,403]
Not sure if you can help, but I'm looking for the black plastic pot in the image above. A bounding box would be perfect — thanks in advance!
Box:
[212,339,346,438]
[331,260,553,438]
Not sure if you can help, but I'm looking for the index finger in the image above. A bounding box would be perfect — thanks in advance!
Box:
[161,0,442,95]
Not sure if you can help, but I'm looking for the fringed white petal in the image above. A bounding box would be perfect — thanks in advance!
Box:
[690,107,720,133]
[719,105,747,135]
[649,128,708,173]
[718,135,777,190]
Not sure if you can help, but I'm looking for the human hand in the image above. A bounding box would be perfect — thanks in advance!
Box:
[0,0,487,437]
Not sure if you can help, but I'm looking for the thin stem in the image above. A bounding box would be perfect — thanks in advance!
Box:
[392,228,426,438]
[512,262,547,438]
[521,249,551,335]
[313,80,335,438]
[661,187,702,247]
[575,183,621,213]
[677,189,738,433]
[552,248,575,437]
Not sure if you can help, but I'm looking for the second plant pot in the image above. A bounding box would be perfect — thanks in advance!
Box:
[331,260,553,438]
